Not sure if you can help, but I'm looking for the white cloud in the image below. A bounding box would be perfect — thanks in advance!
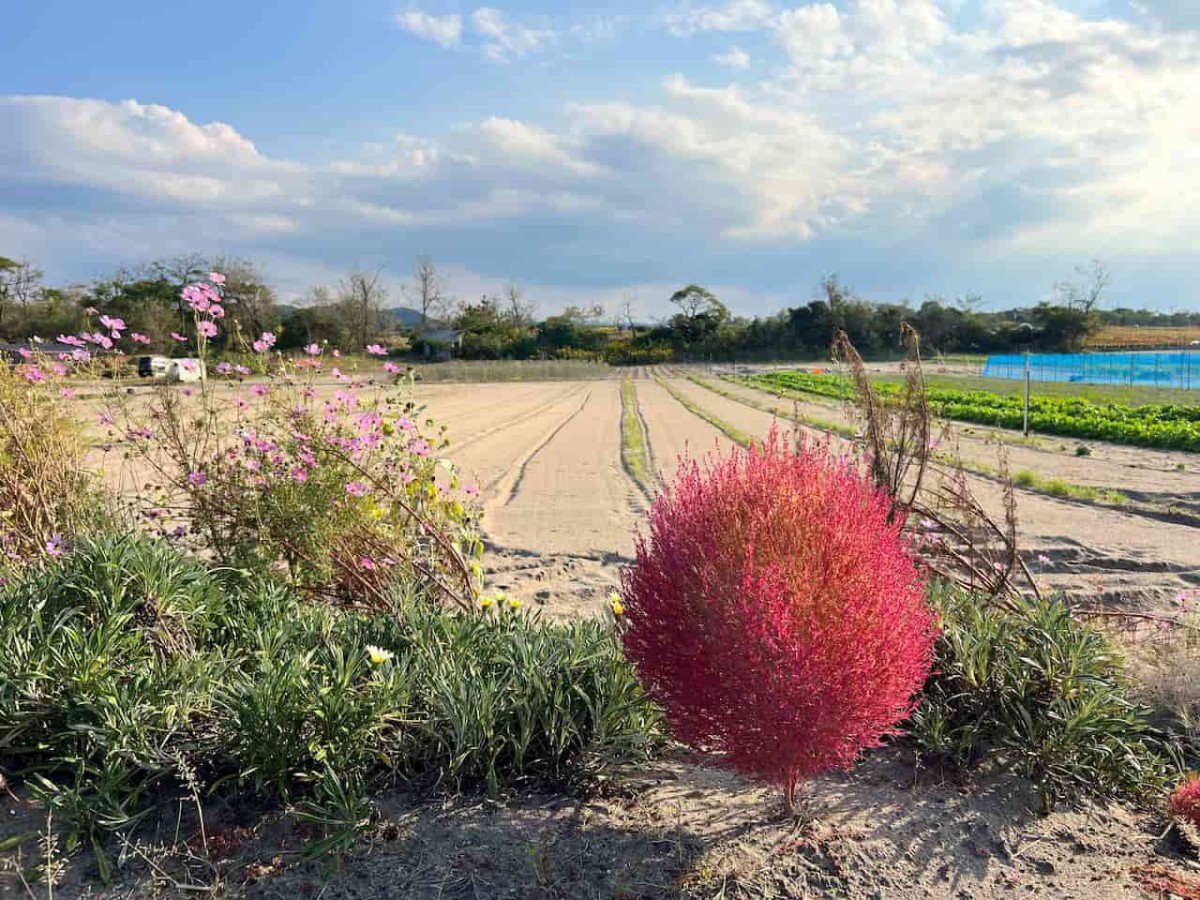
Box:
[471,7,556,62]
[7,2,1200,308]
[710,46,752,69]
[667,0,775,35]
[396,9,464,48]
[776,4,852,61]
[477,117,600,175]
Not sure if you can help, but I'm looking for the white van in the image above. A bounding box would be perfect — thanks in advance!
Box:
[168,358,206,383]
[139,356,205,383]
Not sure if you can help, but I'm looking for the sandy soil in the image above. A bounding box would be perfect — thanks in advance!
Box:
[71,371,1200,612]
[633,378,734,486]
[9,749,1196,899]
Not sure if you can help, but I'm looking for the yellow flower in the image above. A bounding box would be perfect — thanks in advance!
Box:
[366,645,393,666]
[480,596,495,609]
[507,598,523,611]
[609,592,625,617]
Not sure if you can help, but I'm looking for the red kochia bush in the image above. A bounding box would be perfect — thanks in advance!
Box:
[1170,774,1200,828]
[620,431,938,808]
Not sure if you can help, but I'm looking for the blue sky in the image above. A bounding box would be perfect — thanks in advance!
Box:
[2,0,1199,318]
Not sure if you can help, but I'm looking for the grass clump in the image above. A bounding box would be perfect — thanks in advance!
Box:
[909,586,1177,813]
[619,377,655,499]
[656,376,752,446]
[0,535,664,875]
[1011,469,1126,505]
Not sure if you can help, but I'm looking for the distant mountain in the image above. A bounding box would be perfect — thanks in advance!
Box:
[384,307,448,329]
[277,304,445,331]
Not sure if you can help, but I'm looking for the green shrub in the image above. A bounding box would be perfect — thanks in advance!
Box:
[909,586,1176,812]
[0,535,664,872]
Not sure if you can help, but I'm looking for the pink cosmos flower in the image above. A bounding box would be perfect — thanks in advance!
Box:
[60,388,76,400]
[360,557,377,571]
[131,332,151,345]
[304,343,321,356]
[99,412,115,428]
[99,315,125,333]
[182,285,210,312]
[22,367,46,383]
[384,362,400,374]
[58,334,85,347]
[1037,554,1051,565]
[235,395,250,412]
[187,471,208,487]
[290,466,308,483]
[171,332,187,342]
[332,349,342,358]
[209,272,226,285]
[365,344,387,356]
[44,534,65,558]
[251,384,269,397]
[411,439,431,457]
[234,365,251,376]
[17,347,32,359]
[197,321,219,338]
[252,331,277,353]
[208,304,225,319]
[344,481,370,497]
[216,362,233,374]
[71,348,92,363]
[464,483,479,496]
[52,363,67,377]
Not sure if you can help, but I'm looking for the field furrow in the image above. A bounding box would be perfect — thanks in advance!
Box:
[658,375,1200,610]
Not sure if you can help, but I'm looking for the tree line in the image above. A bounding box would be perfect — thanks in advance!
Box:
[0,253,1177,362]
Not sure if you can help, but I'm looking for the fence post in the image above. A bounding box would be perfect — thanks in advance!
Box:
[1023,350,1032,437]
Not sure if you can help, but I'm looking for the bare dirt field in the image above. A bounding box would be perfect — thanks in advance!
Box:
[410,372,1200,618]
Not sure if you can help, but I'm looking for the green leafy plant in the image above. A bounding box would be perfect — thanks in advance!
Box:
[0,536,663,875]
[753,370,1200,453]
[909,586,1176,812]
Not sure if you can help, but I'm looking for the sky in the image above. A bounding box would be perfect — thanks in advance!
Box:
[2,0,1199,319]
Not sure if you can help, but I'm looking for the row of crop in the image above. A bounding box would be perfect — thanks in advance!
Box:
[752,371,1200,452]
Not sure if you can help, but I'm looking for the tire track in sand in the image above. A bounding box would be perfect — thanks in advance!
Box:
[486,381,636,558]
[498,390,593,506]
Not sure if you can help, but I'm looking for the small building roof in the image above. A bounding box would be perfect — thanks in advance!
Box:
[422,329,463,344]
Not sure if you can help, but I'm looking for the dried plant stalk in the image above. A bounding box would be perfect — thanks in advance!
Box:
[832,327,1038,602]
